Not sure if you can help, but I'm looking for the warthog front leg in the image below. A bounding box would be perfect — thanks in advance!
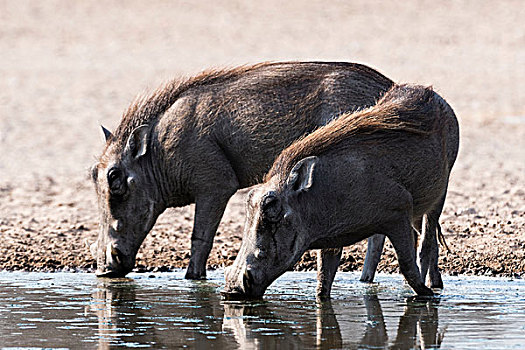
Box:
[360,234,386,283]
[185,193,233,280]
[316,248,343,300]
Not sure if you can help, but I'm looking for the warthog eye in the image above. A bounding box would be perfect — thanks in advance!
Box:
[261,192,282,223]
[107,167,127,197]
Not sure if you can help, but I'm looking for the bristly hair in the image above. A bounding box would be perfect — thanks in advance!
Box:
[108,63,274,153]
[266,84,440,182]
[106,61,392,154]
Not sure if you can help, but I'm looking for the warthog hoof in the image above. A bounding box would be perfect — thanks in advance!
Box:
[184,270,207,280]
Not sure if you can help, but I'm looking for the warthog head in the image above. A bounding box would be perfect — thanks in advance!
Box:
[224,156,318,299]
[90,125,163,277]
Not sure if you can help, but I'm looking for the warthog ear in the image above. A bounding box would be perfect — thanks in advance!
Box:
[286,156,317,193]
[125,125,149,159]
[101,125,113,142]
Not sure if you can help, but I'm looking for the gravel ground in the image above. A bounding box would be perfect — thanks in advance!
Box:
[0,1,523,278]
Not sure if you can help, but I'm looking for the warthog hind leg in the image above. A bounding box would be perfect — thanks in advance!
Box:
[360,234,386,283]
[418,192,447,289]
[387,216,434,296]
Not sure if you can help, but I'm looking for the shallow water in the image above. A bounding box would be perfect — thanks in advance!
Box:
[0,271,524,349]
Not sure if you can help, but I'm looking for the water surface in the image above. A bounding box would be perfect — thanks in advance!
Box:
[0,271,524,349]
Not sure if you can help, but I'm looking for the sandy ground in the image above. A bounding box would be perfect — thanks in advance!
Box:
[0,1,524,278]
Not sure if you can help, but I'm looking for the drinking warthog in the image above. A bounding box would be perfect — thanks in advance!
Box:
[223,84,459,299]
[90,61,395,278]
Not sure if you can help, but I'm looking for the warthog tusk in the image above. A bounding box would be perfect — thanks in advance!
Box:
[108,243,121,265]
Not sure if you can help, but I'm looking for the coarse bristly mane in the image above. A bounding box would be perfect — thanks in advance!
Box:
[107,63,275,153]
[106,61,393,154]
[266,84,440,182]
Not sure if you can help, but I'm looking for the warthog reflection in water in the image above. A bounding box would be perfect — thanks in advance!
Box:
[88,279,228,349]
[88,280,444,349]
[223,297,445,349]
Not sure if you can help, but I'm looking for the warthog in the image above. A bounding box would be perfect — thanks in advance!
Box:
[223,84,459,299]
[90,61,395,278]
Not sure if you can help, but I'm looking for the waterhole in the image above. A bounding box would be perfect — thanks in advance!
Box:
[0,271,524,349]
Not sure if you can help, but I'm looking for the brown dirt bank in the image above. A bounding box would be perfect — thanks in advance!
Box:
[0,1,524,278]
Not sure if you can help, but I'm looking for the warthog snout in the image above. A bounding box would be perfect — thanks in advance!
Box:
[222,265,263,300]
[95,242,131,278]
[223,265,244,296]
